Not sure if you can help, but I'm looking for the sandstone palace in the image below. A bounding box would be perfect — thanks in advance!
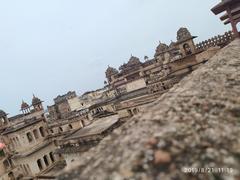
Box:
[0,25,236,179]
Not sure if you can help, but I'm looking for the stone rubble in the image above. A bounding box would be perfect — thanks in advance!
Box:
[58,39,240,180]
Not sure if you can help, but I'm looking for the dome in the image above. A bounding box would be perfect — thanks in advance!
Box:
[119,56,142,72]
[177,27,192,41]
[0,110,7,118]
[21,101,30,110]
[156,42,169,54]
[128,56,141,65]
[32,95,42,106]
[105,66,119,77]
[169,41,176,49]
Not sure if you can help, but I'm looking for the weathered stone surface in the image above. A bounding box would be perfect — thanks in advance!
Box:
[58,40,240,180]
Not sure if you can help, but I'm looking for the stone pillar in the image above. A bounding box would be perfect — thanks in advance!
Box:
[16,136,21,146]
[36,129,40,140]
[47,154,53,165]
[41,157,47,170]
[227,7,240,38]
[37,128,42,139]
[50,152,55,163]
[80,120,84,128]
[30,132,36,143]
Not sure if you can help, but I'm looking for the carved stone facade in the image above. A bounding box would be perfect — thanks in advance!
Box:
[0,96,62,179]
[154,27,197,65]
[100,28,233,120]
[119,56,142,74]
[48,91,77,121]
[105,66,119,83]
[177,27,192,41]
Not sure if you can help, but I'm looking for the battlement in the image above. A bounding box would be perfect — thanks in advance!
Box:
[196,31,234,50]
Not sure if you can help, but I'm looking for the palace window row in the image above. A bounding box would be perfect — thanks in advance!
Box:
[10,127,46,150]
[91,107,104,115]
[10,136,21,149]
[37,152,56,172]
[58,124,73,132]
[127,107,140,117]
[26,126,46,144]
[50,124,74,134]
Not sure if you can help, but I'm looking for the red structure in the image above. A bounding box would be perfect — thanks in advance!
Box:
[212,0,240,38]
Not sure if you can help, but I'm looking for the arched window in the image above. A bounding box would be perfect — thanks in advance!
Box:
[133,108,138,115]
[128,109,133,117]
[16,136,20,146]
[81,120,85,127]
[183,43,192,55]
[69,124,73,130]
[39,127,45,137]
[26,132,33,143]
[33,129,39,139]
[37,159,43,171]
[43,155,49,167]
[38,104,42,110]
[49,152,55,163]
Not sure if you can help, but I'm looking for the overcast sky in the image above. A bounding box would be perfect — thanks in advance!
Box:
[0,0,229,116]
